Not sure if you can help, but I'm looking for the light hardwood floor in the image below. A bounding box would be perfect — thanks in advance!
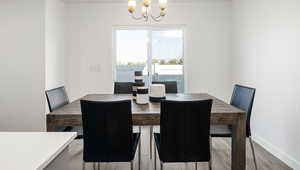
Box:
[68,127,292,170]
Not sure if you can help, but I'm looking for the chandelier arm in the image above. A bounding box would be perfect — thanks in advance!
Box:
[130,13,144,20]
[151,13,162,19]
[150,14,163,22]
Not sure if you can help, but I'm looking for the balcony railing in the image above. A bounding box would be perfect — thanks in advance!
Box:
[116,64,184,93]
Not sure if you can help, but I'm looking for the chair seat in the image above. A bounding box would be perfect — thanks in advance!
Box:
[55,126,71,132]
[70,126,84,139]
[210,125,232,137]
[154,133,211,163]
[83,133,140,162]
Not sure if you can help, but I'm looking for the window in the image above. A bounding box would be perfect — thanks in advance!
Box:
[115,28,184,92]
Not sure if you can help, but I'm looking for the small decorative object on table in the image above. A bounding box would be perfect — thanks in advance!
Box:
[134,71,143,83]
[132,71,145,101]
[149,84,166,102]
[133,82,144,100]
[136,87,149,104]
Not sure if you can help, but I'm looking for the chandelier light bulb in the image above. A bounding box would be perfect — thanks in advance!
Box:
[128,0,137,13]
[142,6,147,16]
[143,0,151,7]
[158,0,167,10]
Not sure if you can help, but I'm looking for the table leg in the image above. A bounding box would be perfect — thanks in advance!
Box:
[47,119,56,132]
[150,126,153,159]
[231,115,246,170]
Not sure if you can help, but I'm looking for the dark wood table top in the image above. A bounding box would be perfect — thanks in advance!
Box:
[49,93,244,117]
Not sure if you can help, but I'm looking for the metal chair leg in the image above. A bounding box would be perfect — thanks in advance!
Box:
[210,136,213,169]
[195,162,198,170]
[249,137,258,170]
[160,162,163,170]
[154,142,157,170]
[82,162,85,170]
[93,163,96,170]
[98,162,100,170]
[210,137,212,153]
[131,160,134,170]
[209,161,212,170]
[150,126,153,159]
[139,137,141,170]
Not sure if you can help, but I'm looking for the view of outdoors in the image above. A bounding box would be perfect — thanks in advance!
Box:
[116,29,184,92]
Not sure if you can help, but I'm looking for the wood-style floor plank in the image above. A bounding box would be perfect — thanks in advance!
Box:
[68,126,291,170]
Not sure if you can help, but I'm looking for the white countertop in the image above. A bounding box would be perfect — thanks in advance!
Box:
[0,132,77,170]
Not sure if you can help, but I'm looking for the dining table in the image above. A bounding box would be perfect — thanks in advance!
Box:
[47,93,246,170]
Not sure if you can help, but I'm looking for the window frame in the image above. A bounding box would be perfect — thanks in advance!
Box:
[112,25,187,93]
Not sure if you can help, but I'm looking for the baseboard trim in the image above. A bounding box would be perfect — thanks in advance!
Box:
[252,134,299,170]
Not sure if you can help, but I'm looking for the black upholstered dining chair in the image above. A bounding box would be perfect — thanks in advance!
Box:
[45,86,83,139]
[210,84,257,170]
[154,100,213,170]
[114,82,134,94]
[80,100,141,170]
[152,81,178,93]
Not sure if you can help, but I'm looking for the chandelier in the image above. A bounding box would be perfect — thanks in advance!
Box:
[128,0,168,22]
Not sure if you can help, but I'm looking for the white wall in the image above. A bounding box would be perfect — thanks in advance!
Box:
[0,0,46,131]
[232,0,300,169]
[46,0,67,90]
[65,1,232,102]
[45,0,67,113]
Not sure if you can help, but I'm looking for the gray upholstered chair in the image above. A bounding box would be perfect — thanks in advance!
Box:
[45,86,83,139]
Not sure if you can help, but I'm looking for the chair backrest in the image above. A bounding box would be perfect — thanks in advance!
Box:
[80,100,134,162]
[230,84,256,137]
[114,82,134,94]
[45,86,69,112]
[152,81,178,93]
[159,99,212,162]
